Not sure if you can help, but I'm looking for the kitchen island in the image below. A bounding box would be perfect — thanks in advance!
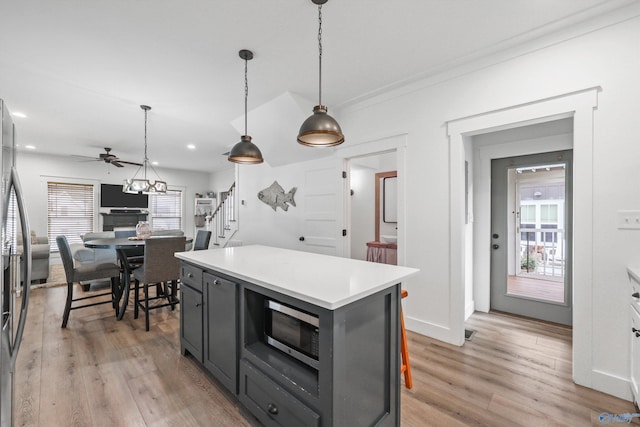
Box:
[175,245,419,427]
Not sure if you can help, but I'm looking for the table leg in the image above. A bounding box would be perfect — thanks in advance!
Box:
[115,248,132,320]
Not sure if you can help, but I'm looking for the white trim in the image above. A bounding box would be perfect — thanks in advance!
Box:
[592,369,633,401]
[446,87,598,387]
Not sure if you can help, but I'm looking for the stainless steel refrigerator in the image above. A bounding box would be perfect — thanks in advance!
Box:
[0,99,31,427]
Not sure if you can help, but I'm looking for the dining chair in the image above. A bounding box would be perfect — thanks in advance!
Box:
[57,235,121,328]
[114,229,144,267]
[194,230,212,251]
[133,236,186,331]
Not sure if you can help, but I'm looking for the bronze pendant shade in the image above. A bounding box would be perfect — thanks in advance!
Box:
[228,49,263,164]
[297,0,344,147]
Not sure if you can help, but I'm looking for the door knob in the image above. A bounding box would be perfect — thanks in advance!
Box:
[267,403,278,415]
[492,244,499,250]
[299,236,305,241]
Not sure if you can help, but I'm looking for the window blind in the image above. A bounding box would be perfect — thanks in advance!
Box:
[150,189,182,231]
[47,182,94,251]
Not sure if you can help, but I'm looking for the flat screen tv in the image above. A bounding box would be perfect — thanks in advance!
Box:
[100,183,148,208]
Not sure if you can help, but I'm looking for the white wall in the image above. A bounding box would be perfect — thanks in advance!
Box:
[349,164,375,260]
[235,157,343,250]
[208,6,640,400]
[16,152,211,244]
[209,166,235,198]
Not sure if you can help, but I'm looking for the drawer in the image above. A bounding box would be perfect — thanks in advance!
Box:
[181,263,203,291]
[239,360,319,427]
[203,272,235,290]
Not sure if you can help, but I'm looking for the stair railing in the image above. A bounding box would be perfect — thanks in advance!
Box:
[208,182,236,246]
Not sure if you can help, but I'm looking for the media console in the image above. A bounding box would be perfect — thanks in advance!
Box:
[176,245,419,427]
[100,211,148,231]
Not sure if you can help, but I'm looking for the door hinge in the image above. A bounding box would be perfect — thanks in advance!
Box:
[342,171,347,179]
[342,229,347,236]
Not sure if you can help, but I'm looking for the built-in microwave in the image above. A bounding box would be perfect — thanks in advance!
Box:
[264,300,319,369]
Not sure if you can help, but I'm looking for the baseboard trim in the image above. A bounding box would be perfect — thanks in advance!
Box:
[591,369,633,402]
[405,316,463,346]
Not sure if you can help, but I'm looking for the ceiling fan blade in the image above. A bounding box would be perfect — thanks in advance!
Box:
[71,155,101,162]
[110,161,125,168]
[117,160,143,167]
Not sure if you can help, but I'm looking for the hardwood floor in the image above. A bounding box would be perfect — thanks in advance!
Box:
[14,285,639,426]
[507,274,565,303]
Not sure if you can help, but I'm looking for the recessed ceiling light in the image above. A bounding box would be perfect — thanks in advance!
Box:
[151,161,159,166]
[12,112,27,118]
[187,144,196,150]
[25,145,36,150]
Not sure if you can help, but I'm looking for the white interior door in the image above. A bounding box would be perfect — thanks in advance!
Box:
[300,158,346,256]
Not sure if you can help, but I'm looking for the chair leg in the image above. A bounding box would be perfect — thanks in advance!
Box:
[61,281,74,328]
[400,289,412,389]
[110,276,119,311]
[168,280,176,311]
[144,282,150,331]
[134,279,140,319]
[81,283,90,292]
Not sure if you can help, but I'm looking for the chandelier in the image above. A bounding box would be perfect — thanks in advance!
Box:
[123,105,167,194]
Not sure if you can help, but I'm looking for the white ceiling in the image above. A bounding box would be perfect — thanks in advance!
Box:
[0,0,631,173]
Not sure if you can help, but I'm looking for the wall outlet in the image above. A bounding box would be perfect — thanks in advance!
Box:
[617,211,640,229]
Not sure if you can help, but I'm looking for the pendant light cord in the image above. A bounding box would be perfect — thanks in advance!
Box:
[244,56,248,136]
[318,4,323,106]
[143,107,148,179]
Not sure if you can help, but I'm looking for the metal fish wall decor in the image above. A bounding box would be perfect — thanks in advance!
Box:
[257,180,297,211]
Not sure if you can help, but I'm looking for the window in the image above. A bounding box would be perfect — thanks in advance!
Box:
[150,189,182,231]
[520,204,536,223]
[48,182,94,251]
[540,204,558,223]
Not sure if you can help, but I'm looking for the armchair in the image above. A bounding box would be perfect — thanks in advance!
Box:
[18,231,50,284]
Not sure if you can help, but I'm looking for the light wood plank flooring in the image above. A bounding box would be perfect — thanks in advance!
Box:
[507,274,565,303]
[14,285,639,426]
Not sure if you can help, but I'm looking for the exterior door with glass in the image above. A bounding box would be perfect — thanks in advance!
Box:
[490,150,572,325]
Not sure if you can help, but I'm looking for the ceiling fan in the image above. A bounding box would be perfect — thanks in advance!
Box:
[73,147,142,168]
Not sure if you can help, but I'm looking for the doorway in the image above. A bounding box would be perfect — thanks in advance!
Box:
[490,150,573,325]
[347,151,397,261]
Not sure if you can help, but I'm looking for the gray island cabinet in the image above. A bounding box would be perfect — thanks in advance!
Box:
[176,245,418,427]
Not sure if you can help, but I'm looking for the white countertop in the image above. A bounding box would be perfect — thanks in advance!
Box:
[176,245,419,310]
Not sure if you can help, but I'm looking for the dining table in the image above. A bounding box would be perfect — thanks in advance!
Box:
[84,236,192,320]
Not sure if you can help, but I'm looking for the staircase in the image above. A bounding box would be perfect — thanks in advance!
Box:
[207,182,239,248]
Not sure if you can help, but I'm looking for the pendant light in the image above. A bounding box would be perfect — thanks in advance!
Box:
[297,0,344,147]
[228,49,264,164]
[122,105,168,194]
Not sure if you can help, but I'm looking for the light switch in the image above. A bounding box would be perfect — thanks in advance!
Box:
[617,211,640,229]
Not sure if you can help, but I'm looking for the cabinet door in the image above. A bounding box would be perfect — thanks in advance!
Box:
[180,284,203,362]
[631,305,640,403]
[203,273,238,393]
